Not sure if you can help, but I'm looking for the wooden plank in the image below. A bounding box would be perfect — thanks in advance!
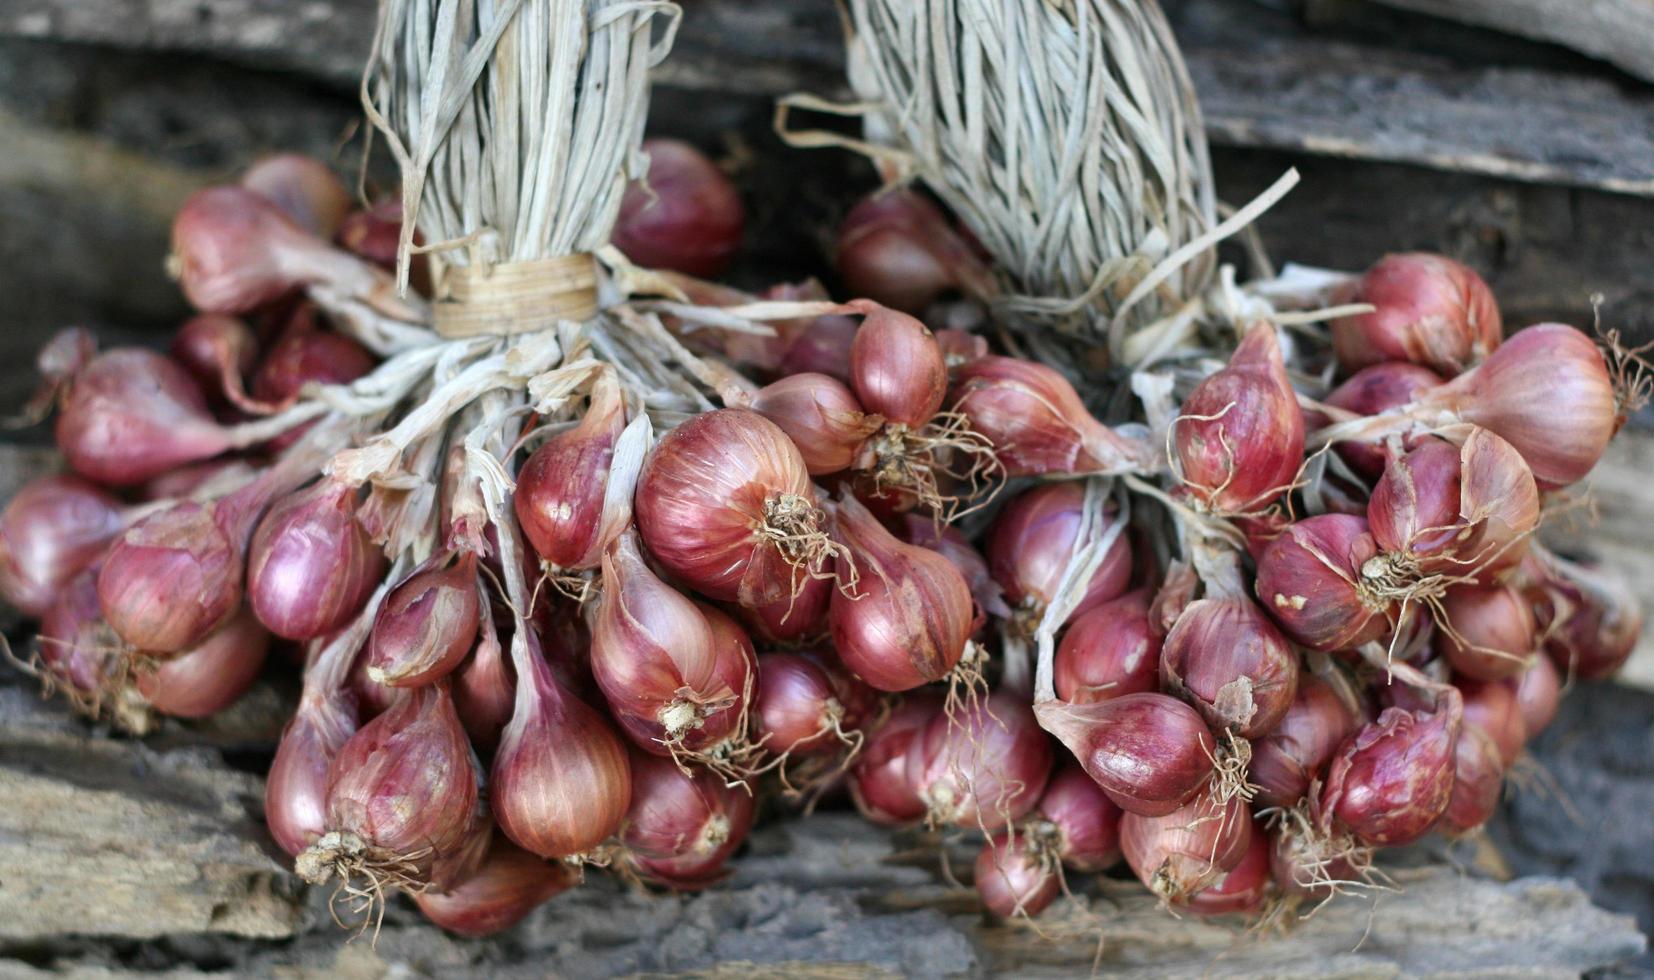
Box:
[1370,0,1654,84]
[4,0,1654,196]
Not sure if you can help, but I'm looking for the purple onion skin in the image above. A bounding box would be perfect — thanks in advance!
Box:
[1439,723,1505,836]
[975,832,1059,919]
[1319,691,1461,846]
[1035,693,1216,817]
[1160,596,1301,739]
[1249,671,1367,808]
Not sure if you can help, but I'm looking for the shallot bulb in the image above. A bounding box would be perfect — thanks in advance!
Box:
[1161,595,1300,738]
[975,832,1060,919]
[1457,677,1526,766]
[1322,362,1444,476]
[1439,723,1506,836]
[413,834,577,937]
[1332,253,1501,375]
[905,692,1053,831]
[753,651,862,756]
[1508,655,1561,739]
[247,478,385,641]
[366,553,482,687]
[0,474,126,617]
[613,139,744,278]
[252,328,377,408]
[515,378,629,574]
[848,694,939,825]
[267,683,359,857]
[1172,322,1304,514]
[135,606,270,717]
[1255,514,1393,652]
[827,494,973,692]
[296,683,486,892]
[171,186,408,317]
[55,348,234,486]
[897,514,1010,629]
[1535,554,1642,681]
[493,633,631,860]
[36,566,125,716]
[1186,816,1272,917]
[1053,590,1161,704]
[1366,429,1539,579]
[452,615,514,754]
[1437,584,1535,681]
[635,408,834,608]
[1028,764,1124,871]
[1035,693,1216,816]
[1120,784,1251,905]
[987,481,1132,631]
[1249,668,1368,808]
[1318,688,1461,846]
[240,154,352,239]
[622,752,756,889]
[590,531,743,752]
[748,372,881,476]
[835,189,995,315]
[779,313,858,384]
[170,314,260,409]
[1406,323,1615,488]
[849,301,948,428]
[951,356,1154,476]
[336,200,403,269]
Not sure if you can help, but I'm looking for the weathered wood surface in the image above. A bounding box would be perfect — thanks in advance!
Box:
[1370,0,1654,84]
[5,0,1654,195]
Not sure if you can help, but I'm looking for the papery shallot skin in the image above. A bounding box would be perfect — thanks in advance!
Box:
[848,694,938,825]
[613,138,745,279]
[987,481,1132,625]
[413,833,577,937]
[1248,670,1367,808]
[0,474,125,618]
[905,693,1052,831]
[1318,690,1461,846]
[622,750,756,889]
[1120,785,1251,904]
[1053,591,1161,705]
[1173,323,1304,514]
[1031,764,1124,871]
[1160,596,1300,738]
[951,355,1153,476]
[56,348,230,487]
[1186,815,1272,917]
[975,832,1059,919]
[1255,514,1391,653]
[1332,253,1502,376]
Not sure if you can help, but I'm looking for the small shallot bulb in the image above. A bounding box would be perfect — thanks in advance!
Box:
[37,567,124,715]
[171,186,398,316]
[493,633,631,860]
[452,617,514,754]
[55,348,232,486]
[1270,817,1364,903]
[779,313,858,385]
[1440,723,1506,836]
[1414,323,1615,488]
[987,482,1132,631]
[1172,322,1304,514]
[897,514,1011,628]
[748,373,881,476]
[1323,362,1445,476]
[849,302,948,428]
[613,138,744,278]
[135,606,270,717]
[1186,816,1272,917]
[753,651,860,756]
[241,154,352,239]
[252,329,377,407]
[1255,514,1393,652]
[1318,688,1461,846]
[827,494,972,692]
[835,189,995,315]
[1029,764,1124,871]
[1053,590,1161,704]
[848,694,940,825]
[591,531,739,751]
[413,834,577,937]
[1249,669,1368,808]
[98,501,243,654]
[951,356,1154,476]
[1457,677,1525,766]
[296,683,484,891]
[267,684,358,857]
[905,692,1053,831]
[975,833,1059,919]
[515,380,628,572]
[0,474,125,617]
[1332,253,1502,375]
[1035,693,1217,816]
[635,408,834,609]
[1366,429,1539,578]
[1161,595,1301,738]
[1536,556,1642,681]
[1120,785,1251,905]
[337,200,403,268]
[247,478,385,641]
[622,752,756,889]
[171,314,259,408]
[739,571,832,644]
[1509,655,1561,739]
[366,553,482,687]
[1437,584,1535,681]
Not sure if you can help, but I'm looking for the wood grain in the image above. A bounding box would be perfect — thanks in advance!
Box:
[1371,0,1654,84]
